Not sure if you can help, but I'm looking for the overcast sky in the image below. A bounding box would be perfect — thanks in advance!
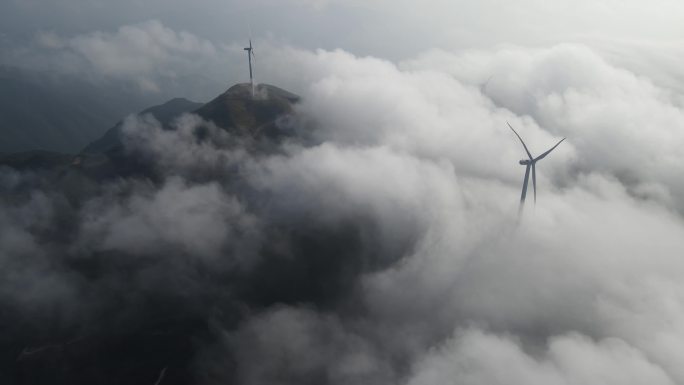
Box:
[3,0,684,55]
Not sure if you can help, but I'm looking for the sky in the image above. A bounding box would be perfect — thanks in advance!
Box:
[3,1,684,384]
[3,0,684,53]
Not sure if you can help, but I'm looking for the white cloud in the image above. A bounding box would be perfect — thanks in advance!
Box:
[77,176,260,263]
[408,330,675,385]
[34,20,220,92]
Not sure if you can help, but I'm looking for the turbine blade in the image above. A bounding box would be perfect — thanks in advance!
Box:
[507,121,533,160]
[534,137,566,161]
[521,164,531,203]
[532,163,537,204]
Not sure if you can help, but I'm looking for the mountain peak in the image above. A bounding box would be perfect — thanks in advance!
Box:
[193,83,300,138]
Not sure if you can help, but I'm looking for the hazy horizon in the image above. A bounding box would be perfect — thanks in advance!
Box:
[3,0,684,98]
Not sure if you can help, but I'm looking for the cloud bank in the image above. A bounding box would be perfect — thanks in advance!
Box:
[3,42,684,384]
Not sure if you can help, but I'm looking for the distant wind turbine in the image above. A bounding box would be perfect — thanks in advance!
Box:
[244,39,255,97]
[507,121,565,213]
[480,75,494,94]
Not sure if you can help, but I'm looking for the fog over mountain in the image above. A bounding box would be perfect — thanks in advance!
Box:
[2,1,684,384]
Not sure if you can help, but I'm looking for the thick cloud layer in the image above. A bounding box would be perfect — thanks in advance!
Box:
[3,43,684,384]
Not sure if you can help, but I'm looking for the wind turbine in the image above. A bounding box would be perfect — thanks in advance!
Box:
[244,39,255,97]
[507,121,565,213]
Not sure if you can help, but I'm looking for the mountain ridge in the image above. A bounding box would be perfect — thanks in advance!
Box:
[0,83,301,176]
[81,97,203,154]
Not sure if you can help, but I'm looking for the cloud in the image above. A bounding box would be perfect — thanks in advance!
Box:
[76,177,260,263]
[119,113,248,177]
[217,307,394,385]
[5,41,684,384]
[217,44,684,383]
[402,45,684,210]
[31,20,221,92]
[259,44,684,211]
[64,20,216,75]
[408,330,675,385]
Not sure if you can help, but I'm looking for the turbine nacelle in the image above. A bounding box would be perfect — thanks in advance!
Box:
[519,159,531,165]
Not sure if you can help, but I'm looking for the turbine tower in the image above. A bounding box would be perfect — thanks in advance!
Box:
[244,39,255,97]
[507,121,565,214]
